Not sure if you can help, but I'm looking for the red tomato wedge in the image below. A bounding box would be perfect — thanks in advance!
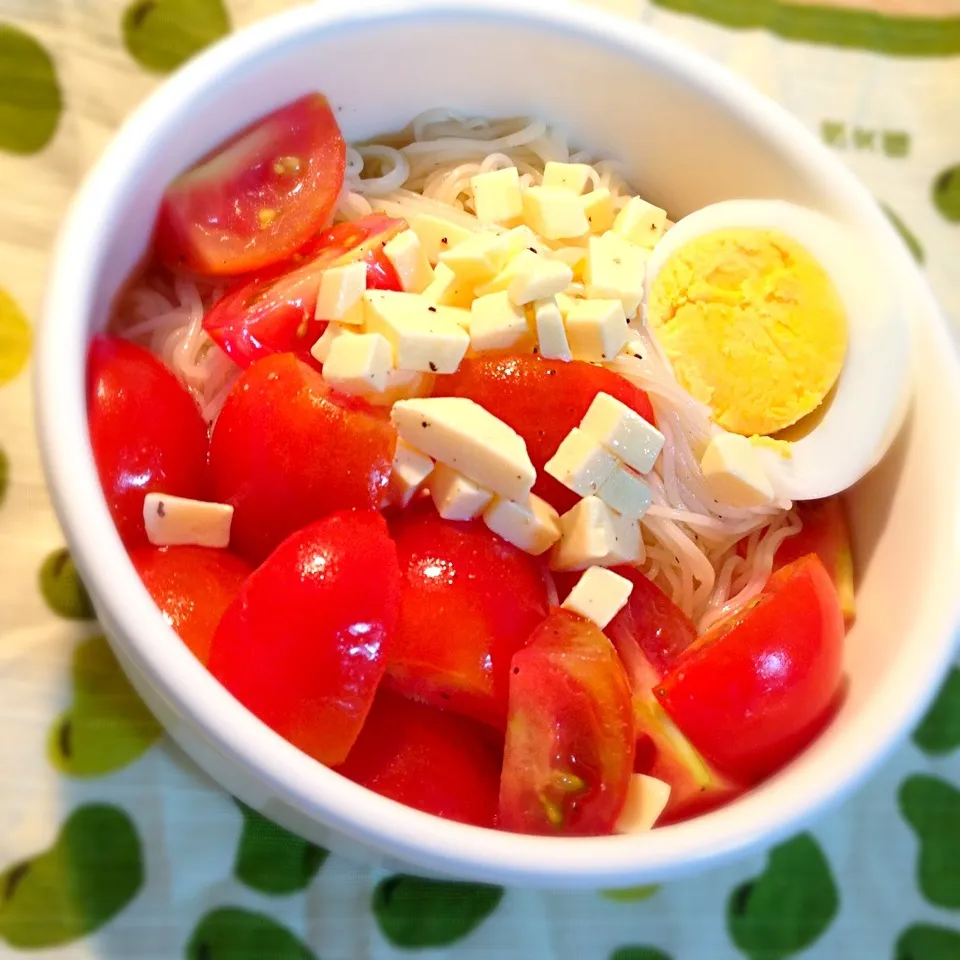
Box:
[87,335,208,547]
[655,554,845,784]
[499,609,634,835]
[202,215,405,369]
[129,546,252,664]
[154,94,346,277]
[433,354,656,514]
[207,511,401,766]
[209,353,397,565]
[336,690,503,828]
[386,505,549,728]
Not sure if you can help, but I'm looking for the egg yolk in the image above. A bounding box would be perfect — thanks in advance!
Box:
[646,228,847,437]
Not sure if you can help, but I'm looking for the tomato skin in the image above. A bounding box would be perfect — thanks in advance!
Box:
[87,335,209,547]
[499,609,635,836]
[434,354,656,513]
[336,690,502,828]
[154,94,346,277]
[207,510,401,766]
[209,353,397,565]
[129,546,251,663]
[386,505,549,728]
[655,554,845,784]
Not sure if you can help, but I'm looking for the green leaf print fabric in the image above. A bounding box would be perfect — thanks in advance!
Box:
[0,0,957,957]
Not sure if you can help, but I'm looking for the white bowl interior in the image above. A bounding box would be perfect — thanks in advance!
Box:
[38,0,960,887]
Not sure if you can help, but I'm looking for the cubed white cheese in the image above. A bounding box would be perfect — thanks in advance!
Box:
[383,229,434,294]
[550,495,644,571]
[533,298,572,361]
[503,224,550,259]
[438,231,508,285]
[565,298,630,363]
[310,323,356,365]
[550,246,588,282]
[582,188,616,234]
[586,231,648,318]
[523,185,590,241]
[321,331,393,396]
[614,196,668,248]
[471,167,523,225]
[421,262,474,310]
[561,565,634,628]
[476,250,573,305]
[363,290,469,374]
[367,368,435,407]
[545,427,619,497]
[579,391,665,474]
[614,774,672,834]
[470,291,531,352]
[554,292,579,321]
[387,438,434,508]
[597,463,653,520]
[391,397,536,502]
[315,260,366,325]
[542,161,594,195]
[429,463,494,521]
[408,214,474,265]
[143,493,233,549]
[483,493,561,556]
[701,433,775,507]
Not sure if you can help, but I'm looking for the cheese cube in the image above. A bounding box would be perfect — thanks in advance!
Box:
[383,229,434,294]
[523,186,590,241]
[438,231,507,285]
[422,262,474,310]
[363,291,469,374]
[144,493,233,548]
[561,565,634,628]
[550,496,644,571]
[565,299,630,363]
[367,368,434,407]
[322,331,393,396]
[483,493,561,556]
[310,323,356,365]
[545,427,619,497]
[315,260,366,324]
[471,167,523,224]
[476,250,573,305]
[550,246,588,282]
[503,224,550,258]
[554,292,579,320]
[701,433,775,507]
[579,392,665,474]
[582,188,616,234]
[430,463,494,520]
[387,438,434,508]
[586,231,648,317]
[533,298,572,361]
[409,214,474,264]
[470,291,531,352]
[615,774,672,834]
[597,464,653,520]
[391,397,535,502]
[614,196,668,248]
[542,161,594,195]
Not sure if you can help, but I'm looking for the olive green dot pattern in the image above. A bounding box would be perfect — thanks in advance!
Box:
[0,24,62,155]
[122,0,232,74]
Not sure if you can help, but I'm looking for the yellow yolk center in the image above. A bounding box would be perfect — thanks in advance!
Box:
[646,228,848,437]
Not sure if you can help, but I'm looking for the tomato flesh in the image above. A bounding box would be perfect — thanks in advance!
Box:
[209,353,397,565]
[387,505,549,728]
[207,510,400,766]
[655,554,845,784]
[499,609,635,835]
[336,690,502,828]
[154,94,346,277]
[87,335,209,547]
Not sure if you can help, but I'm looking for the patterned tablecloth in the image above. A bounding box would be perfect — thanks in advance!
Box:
[0,1,958,957]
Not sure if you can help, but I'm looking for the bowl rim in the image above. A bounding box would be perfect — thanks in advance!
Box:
[35,0,960,887]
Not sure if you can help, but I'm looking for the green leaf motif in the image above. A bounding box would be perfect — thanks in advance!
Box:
[913,668,960,756]
[0,24,62,155]
[39,547,95,620]
[0,804,143,948]
[233,800,328,895]
[932,164,960,224]
[611,948,672,960]
[727,833,839,960]
[900,774,960,909]
[881,204,924,265]
[0,286,31,386]
[48,635,163,777]
[122,0,231,74]
[186,908,315,960]
[601,885,660,902]
[895,923,960,960]
[372,875,504,949]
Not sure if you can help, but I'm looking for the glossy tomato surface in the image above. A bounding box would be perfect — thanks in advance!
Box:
[87,335,208,547]
[386,505,549,728]
[207,510,400,766]
[499,609,635,835]
[154,94,345,277]
[129,546,251,663]
[336,690,502,828]
[209,353,397,564]
[434,354,656,513]
[655,554,845,784]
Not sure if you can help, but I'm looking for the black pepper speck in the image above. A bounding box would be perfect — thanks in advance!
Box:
[157,501,166,518]
[427,305,437,313]
[429,362,438,372]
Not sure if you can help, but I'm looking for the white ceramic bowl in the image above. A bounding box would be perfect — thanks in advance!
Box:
[36,0,960,888]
